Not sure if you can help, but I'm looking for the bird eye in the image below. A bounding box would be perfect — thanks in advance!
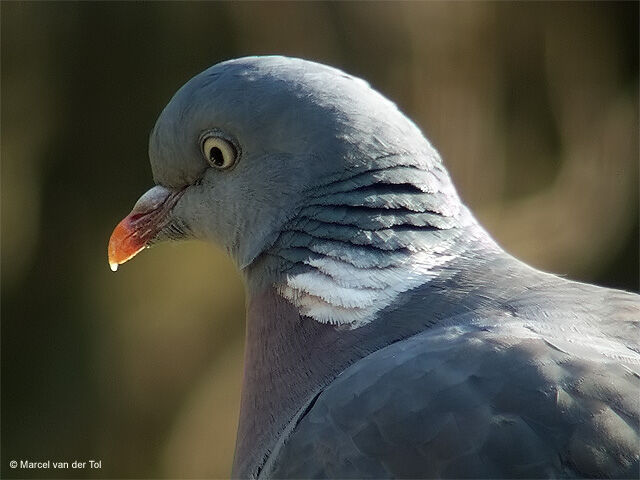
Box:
[200,134,238,170]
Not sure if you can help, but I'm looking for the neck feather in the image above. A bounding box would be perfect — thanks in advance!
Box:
[249,161,486,328]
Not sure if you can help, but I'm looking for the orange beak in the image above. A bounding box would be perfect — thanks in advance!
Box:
[108,185,184,271]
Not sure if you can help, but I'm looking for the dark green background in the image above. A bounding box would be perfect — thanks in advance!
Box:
[2,2,638,478]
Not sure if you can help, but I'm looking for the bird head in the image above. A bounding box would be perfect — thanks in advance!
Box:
[108,56,471,326]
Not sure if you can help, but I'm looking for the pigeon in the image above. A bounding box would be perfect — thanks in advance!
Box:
[108,56,639,479]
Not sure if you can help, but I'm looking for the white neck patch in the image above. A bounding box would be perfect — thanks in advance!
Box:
[276,246,456,329]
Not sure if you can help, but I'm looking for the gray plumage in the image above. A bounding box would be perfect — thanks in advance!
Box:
[118,56,639,479]
[265,257,639,478]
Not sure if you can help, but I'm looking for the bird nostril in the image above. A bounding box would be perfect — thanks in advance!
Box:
[130,185,173,214]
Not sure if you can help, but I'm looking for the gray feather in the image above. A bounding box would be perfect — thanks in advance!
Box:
[267,279,640,479]
[131,55,640,479]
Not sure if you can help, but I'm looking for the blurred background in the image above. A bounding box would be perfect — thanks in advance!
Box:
[2,2,638,479]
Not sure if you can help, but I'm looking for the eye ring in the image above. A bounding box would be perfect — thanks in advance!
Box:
[199,130,240,170]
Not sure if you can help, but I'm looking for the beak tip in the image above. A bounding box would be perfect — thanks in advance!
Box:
[107,217,145,272]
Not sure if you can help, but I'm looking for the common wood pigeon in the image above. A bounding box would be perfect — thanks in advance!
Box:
[108,56,639,479]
